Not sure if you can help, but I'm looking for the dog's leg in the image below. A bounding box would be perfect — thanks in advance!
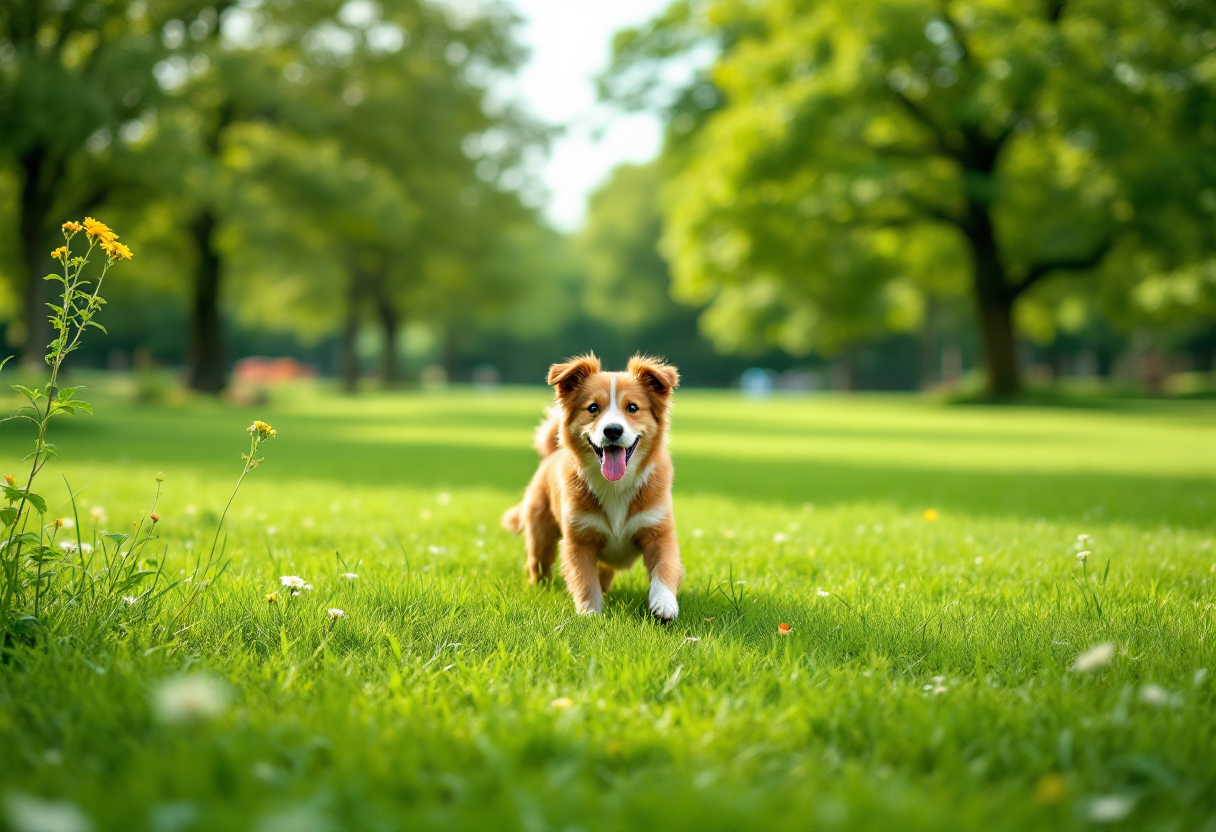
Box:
[638,524,684,621]
[560,533,603,615]
[525,499,559,584]
[598,564,615,593]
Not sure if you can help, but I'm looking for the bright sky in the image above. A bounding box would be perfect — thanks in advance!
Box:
[498,0,671,231]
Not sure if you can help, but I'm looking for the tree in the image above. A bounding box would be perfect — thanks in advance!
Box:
[604,0,1216,397]
[0,0,203,368]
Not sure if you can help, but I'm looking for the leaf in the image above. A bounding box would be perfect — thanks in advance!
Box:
[0,507,16,527]
[11,384,43,403]
[23,491,47,514]
[57,386,84,401]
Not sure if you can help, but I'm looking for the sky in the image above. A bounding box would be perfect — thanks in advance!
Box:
[497,0,671,231]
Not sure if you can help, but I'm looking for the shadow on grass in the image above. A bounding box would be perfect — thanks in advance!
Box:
[12,404,1215,531]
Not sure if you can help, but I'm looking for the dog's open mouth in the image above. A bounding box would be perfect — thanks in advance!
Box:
[590,437,640,482]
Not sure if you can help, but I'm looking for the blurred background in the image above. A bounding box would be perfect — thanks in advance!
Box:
[2,0,1215,400]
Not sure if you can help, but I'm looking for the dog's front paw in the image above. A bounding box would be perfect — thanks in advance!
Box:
[648,581,679,621]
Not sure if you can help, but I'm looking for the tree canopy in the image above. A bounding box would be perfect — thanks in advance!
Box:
[605,0,1216,396]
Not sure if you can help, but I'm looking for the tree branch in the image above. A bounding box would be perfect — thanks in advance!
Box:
[1014,241,1113,296]
[889,90,958,161]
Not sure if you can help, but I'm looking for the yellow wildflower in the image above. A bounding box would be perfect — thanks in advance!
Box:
[101,239,133,261]
[248,421,276,441]
[923,508,939,522]
[53,518,65,529]
[265,592,278,604]
[62,221,82,233]
[51,246,68,260]
[82,217,117,243]
[4,474,13,486]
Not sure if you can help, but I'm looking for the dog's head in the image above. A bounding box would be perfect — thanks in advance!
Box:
[547,353,679,483]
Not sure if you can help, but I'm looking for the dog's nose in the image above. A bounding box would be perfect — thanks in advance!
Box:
[602,424,624,442]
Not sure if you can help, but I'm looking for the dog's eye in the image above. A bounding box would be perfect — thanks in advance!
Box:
[626,403,639,414]
[587,403,599,414]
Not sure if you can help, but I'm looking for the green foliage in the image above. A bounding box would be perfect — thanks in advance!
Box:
[604,0,1216,392]
[0,390,1213,829]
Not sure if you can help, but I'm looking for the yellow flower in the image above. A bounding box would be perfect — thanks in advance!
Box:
[248,421,276,441]
[101,239,133,261]
[51,246,68,260]
[265,592,278,604]
[82,216,117,243]
[53,518,65,529]
[62,221,82,233]
[550,697,574,710]
[3,474,13,486]
[923,508,939,522]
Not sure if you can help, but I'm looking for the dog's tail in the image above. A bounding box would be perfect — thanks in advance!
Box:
[533,406,561,457]
[501,502,525,535]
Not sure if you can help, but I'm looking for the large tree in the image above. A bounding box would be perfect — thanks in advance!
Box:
[0,0,205,368]
[605,0,1216,396]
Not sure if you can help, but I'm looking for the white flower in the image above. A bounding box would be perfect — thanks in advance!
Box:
[90,506,106,522]
[328,608,345,618]
[59,541,75,552]
[153,673,231,724]
[1071,642,1115,672]
[427,545,446,555]
[1075,533,1091,549]
[816,589,831,598]
[303,584,313,592]
[60,518,75,530]
[279,576,305,588]
[1076,550,1090,562]
[437,492,451,505]
[691,528,704,539]
[1139,683,1175,707]
[933,684,947,695]
[4,792,93,832]
[772,532,788,544]
[120,596,138,605]
[79,543,92,555]
[340,572,358,580]
[266,526,277,536]
[1087,795,1134,823]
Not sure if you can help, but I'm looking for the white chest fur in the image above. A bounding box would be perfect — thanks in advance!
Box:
[568,463,666,564]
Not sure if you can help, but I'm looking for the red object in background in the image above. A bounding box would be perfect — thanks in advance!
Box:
[233,357,318,385]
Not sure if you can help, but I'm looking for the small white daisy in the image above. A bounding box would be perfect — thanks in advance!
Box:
[154,673,231,723]
[1076,550,1090,562]
[121,595,139,605]
[328,608,345,618]
[340,572,359,580]
[90,506,107,522]
[279,576,305,588]
[1071,642,1116,672]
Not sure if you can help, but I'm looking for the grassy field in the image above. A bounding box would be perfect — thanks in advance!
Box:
[1,384,1214,832]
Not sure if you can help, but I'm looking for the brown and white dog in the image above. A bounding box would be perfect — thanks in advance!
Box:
[502,353,684,620]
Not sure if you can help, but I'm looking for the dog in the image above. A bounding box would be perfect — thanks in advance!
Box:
[502,353,684,620]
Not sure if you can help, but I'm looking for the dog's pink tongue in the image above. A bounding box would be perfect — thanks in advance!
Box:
[601,446,627,481]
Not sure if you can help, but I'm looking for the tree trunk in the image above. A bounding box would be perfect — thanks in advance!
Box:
[373,277,400,386]
[18,148,53,370]
[965,202,1021,399]
[974,293,1019,398]
[186,210,227,393]
[338,270,368,394]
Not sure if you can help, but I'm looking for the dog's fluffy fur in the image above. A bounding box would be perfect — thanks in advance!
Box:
[502,353,684,619]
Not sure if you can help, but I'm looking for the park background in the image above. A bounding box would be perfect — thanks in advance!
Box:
[2,3,1216,832]
[3,0,1215,397]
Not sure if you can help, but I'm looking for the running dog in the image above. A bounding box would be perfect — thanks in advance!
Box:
[502,353,683,620]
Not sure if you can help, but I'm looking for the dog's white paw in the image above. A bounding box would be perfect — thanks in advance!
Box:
[648,581,678,621]
[577,607,602,616]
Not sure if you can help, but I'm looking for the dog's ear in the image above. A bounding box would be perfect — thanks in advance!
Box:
[547,353,601,398]
[628,354,680,396]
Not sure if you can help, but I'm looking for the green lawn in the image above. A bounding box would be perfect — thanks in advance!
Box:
[1,385,1214,832]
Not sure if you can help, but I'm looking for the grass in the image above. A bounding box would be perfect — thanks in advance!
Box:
[1,384,1214,832]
